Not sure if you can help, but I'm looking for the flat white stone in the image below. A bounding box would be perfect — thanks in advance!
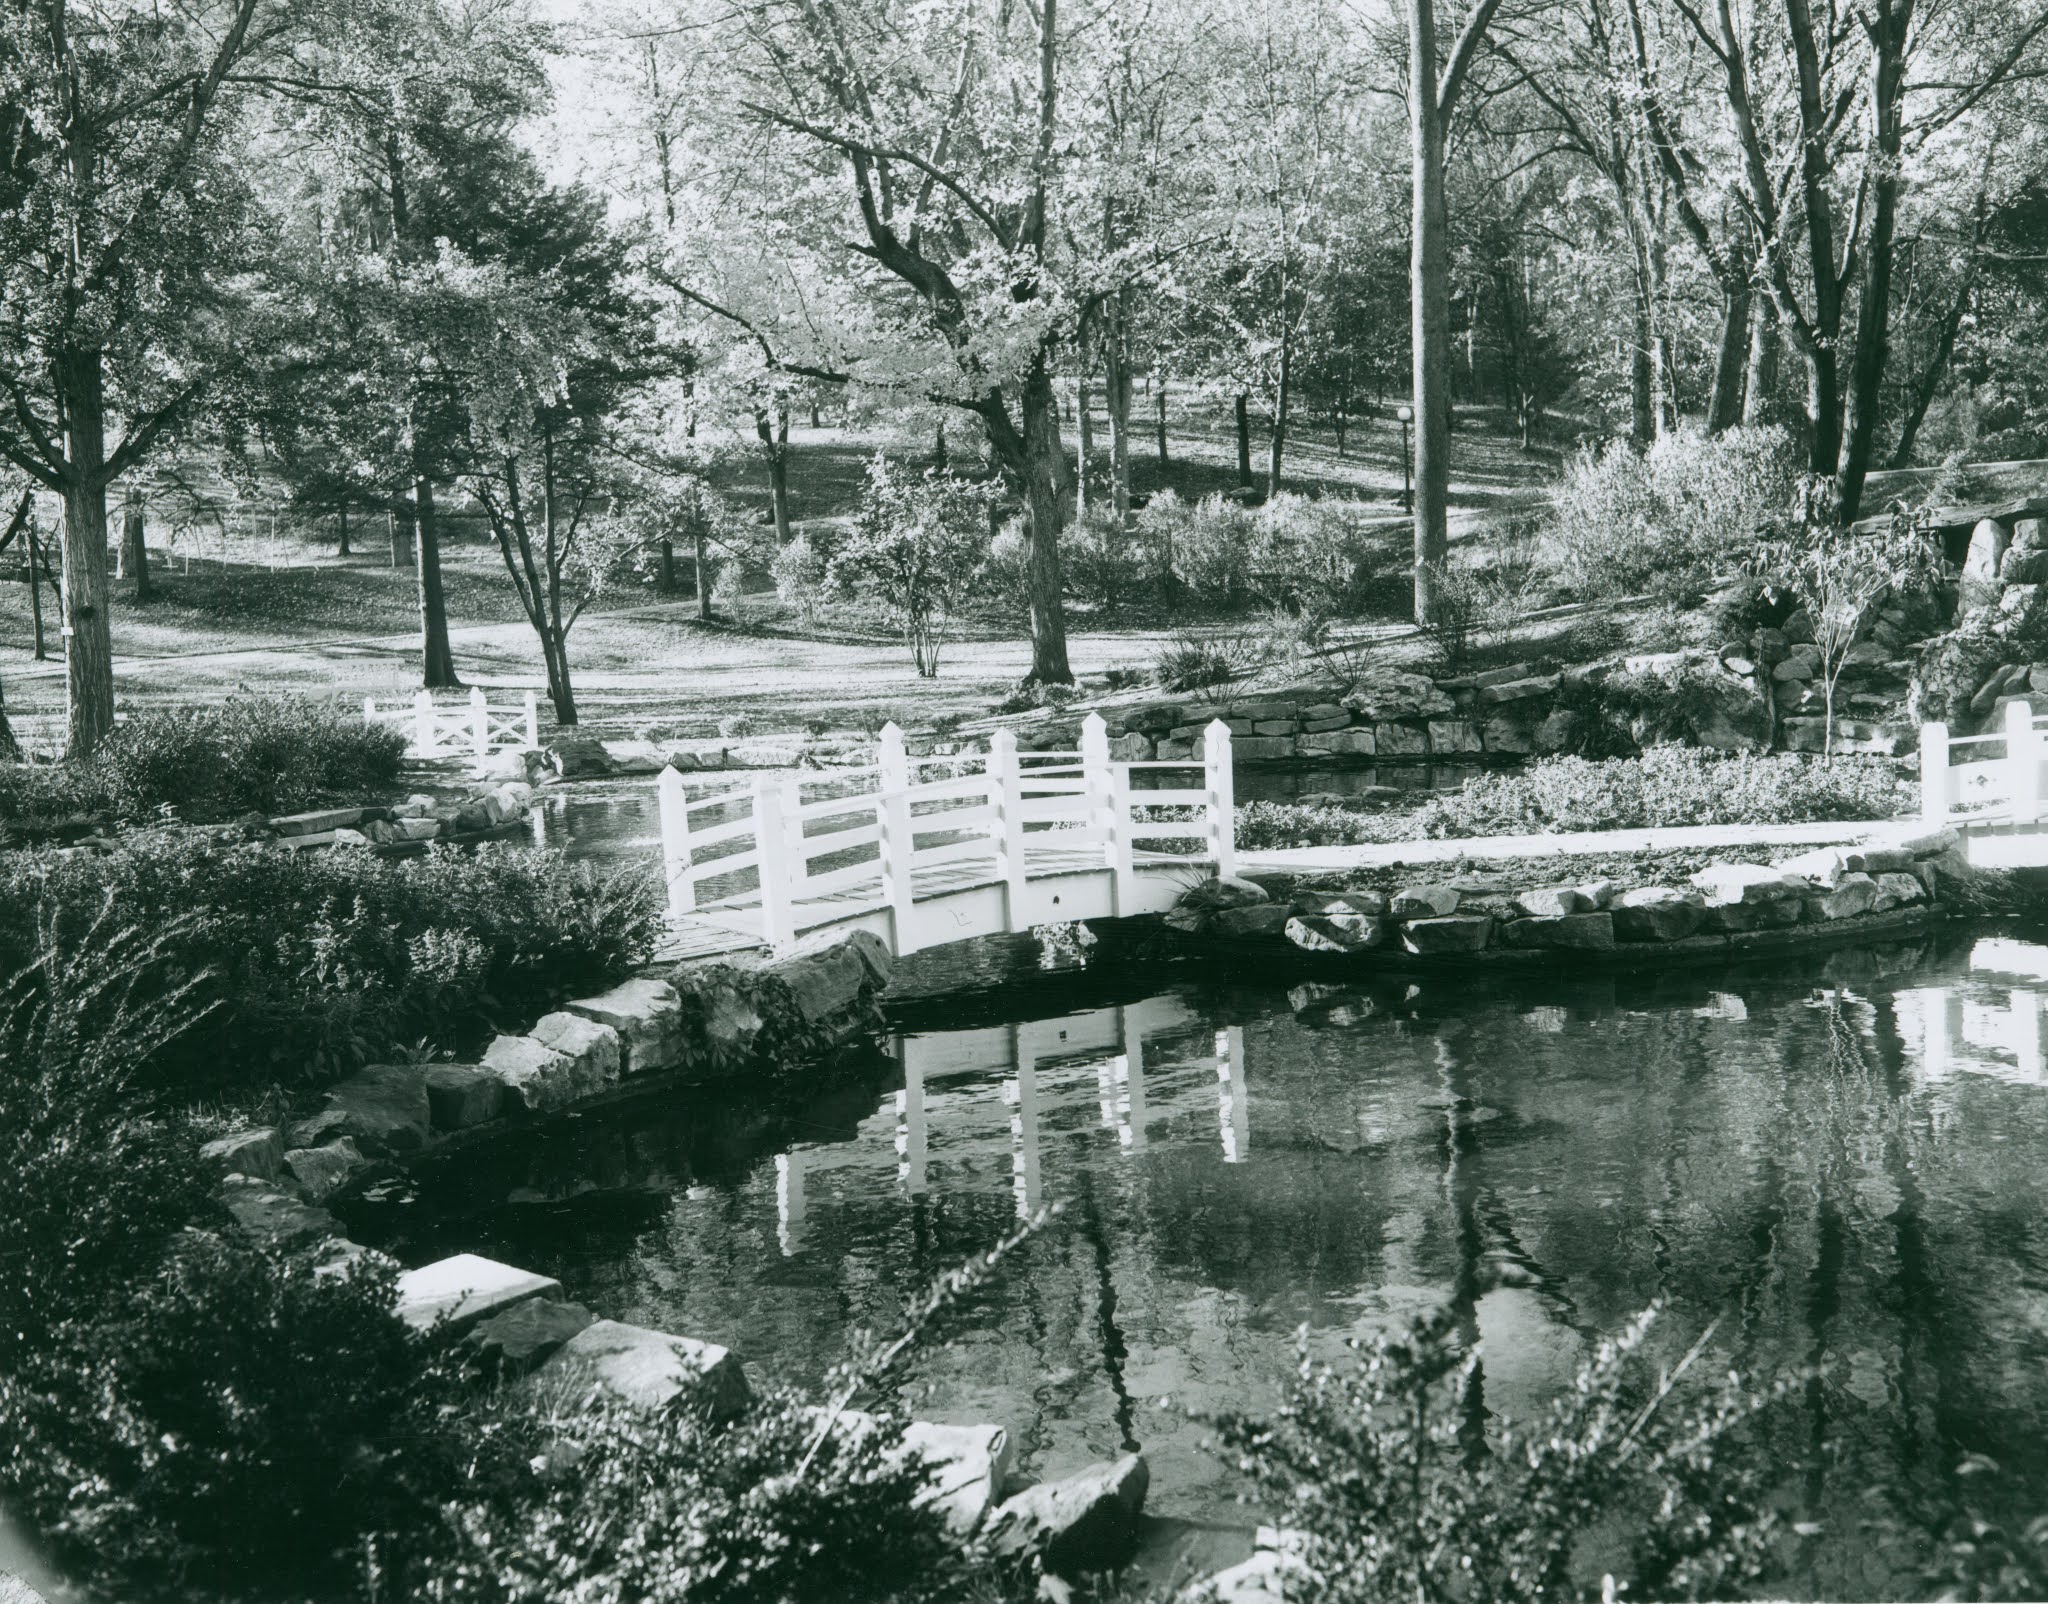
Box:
[539,1319,749,1417]
[395,1253,561,1334]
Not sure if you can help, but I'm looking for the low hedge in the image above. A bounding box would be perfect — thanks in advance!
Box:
[0,696,406,834]
[0,836,664,1101]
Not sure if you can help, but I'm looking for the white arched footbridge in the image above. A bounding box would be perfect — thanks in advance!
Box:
[657,715,1237,960]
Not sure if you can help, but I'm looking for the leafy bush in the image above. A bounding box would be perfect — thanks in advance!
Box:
[1154,629,1266,691]
[1213,1304,1779,1604]
[0,837,663,1098]
[0,696,406,832]
[1062,506,1152,617]
[828,456,996,676]
[1414,560,1506,671]
[1414,747,1903,837]
[768,533,830,624]
[1245,493,1391,614]
[1546,426,1799,600]
[1234,800,1386,850]
[432,1385,982,1604]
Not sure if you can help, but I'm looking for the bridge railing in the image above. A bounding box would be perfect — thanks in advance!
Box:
[365,688,539,759]
[656,713,1237,947]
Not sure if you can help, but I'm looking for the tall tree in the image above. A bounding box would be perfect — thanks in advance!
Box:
[1409,0,1505,622]
[0,0,284,753]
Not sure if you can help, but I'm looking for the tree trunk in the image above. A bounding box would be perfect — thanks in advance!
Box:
[0,673,17,762]
[338,505,351,558]
[1076,377,1094,518]
[1156,384,1168,465]
[1629,295,1654,450]
[1235,393,1253,487]
[122,489,150,601]
[659,536,676,593]
[27,520,48,661]
[1743,300,1778,425]
[1706,279,1751,433]
[53,345,116,755]
[412,475,458,687]
[1105,287,1132,527]
[1888,288,1971,471]
[756,406,794,543]
[1409,0,1452,623]
[695,530,710,620]
[1011,364,1075,684]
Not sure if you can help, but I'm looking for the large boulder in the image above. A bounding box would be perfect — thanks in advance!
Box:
[282,1137,369,1204]
[530,1011,624,1086]
[1400,914,1492,955]
[201,1126,284,1183]
[1690,862,1809,906]
[1391,884,1461,919]
[1961,517,2012,612]
[220,1177,344,1252]
[479,1034,583,1114]
[1212,904,1293,939]
[1176,875,1271,913]
[1501,912,1615,951]
[1812,873,1879,921]
[425,1064,509,1131]
[1513,886,1591,918]
[986,1454,1149,1574]
[538,1319,750,1419]
[1612,886,1705,942]
[295,1064,432,1158]
[547,735,615,779]
[1286,911,1386,953]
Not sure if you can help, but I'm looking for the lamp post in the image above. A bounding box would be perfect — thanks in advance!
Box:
[1396,405,1414,514]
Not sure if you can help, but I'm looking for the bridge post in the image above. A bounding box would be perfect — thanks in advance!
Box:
[2010,699,2041,825]
[657,766,695,916]
[413,690,436,755]
[779,772,807,895]
[470,686,489,760]
[363,695,377,730]
[1081,713,1114,871]
[523,690,540,747]
[1107,760,1137,912]
[753,774,796,947]
[988,730,1029,929]
[1204,720,1237,877]
[1921,721,1949,824]
[876,723,916,952]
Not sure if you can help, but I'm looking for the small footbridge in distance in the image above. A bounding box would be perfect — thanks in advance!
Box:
[656,715,1239,960]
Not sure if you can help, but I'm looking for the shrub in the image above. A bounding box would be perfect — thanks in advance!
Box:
[1234,800,1390,850]
[0,696,406,832]
[768,534,830,623]
[1154,629,1266,692]
[830,456,995,676]
[1212,1304,1780,1604]
[1413,747,1903,837]
[1246,494,1391,614]
[1062,506,1153,617]
[1170,492,1257,606]
[1546,426,1799,600]
[1414,560,1506,672]
[0,837,664,1098]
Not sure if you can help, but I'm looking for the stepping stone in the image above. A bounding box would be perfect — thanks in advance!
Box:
[395,1253,561,1335]
[987,1453,1149,1574]
[538,1319,749,1419]
[465,1298,596,1376]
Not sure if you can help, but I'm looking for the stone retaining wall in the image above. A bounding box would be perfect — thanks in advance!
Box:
[1164,822,1963,966]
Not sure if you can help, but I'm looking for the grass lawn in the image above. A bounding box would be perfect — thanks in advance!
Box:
[0,403,1561,749]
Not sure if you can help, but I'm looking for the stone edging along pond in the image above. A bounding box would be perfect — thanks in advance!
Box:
[185,817,1981,1591]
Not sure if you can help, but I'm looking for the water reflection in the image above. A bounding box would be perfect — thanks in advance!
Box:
[365,930,2048,1596]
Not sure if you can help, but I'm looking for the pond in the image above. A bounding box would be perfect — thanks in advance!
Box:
[356,929,2048,1598]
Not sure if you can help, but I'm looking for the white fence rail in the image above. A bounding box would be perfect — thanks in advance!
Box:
[657,713,1237,953]
[1922,699,2048,825]
[365,688,539,760]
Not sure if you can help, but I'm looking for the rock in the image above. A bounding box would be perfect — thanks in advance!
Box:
[270,807,367,838]
[987,1454,1149,1574]
[1872,871,1926,910]
[563,977,686,1075]
[1391,884,1460,918]
[1532,709,1583,755]
[768,933,878,1026]
[1299,728,1376,756]
[390,815,443,842]
[0,1574,49,1604]
[1286,913,1386,953]
[465,1298,597,1377]
[1513,886,1590,918]
[477,748,535,782]
[330,827,374,848]
[1213,904,1294,939]
[1772,655,1816,683]
[396,1253,562,1336]
[2015,517,2048,555]
[425,1064,508,1131]
[220,1177,343,1251]
[1400,914,1492,954]
[539,1318,750,1418]
[1501,912,1614,950]
[1864,822,1960,858]
[202,1126,284,1183]
[1479,712,1539,754]
[1690,862,1809,906]
[1475,674,1560,705]
[282,1137,367,1203]
[531,1009,624,1081]
[1374,722,1428,756]
[1703,896,1803,933]
[900,1421,1017,1534]
[1178,875,1270,912]
[1849,846,1916,874]
[1962,517,2013,611]
[1575,878,1618,909]
[481,1033,591,1115]
[1293,889,1389,917]
[547,736,615,778]
[1343,671,1455,721]
[297,1063,432,1158]
[1777,846,1852,888]
[1181,1550,1312,1604]
[1612,886,1706,942]
[1812,873,1879,920]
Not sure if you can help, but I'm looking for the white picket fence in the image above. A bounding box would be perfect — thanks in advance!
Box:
[657,713,1237,954]
[365,688,539,760]
[1922,699,2048,825]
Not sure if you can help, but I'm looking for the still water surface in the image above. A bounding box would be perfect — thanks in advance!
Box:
[367,931,2048,1596]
